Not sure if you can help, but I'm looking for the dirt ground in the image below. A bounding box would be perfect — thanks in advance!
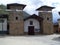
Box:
[0,34,60,45]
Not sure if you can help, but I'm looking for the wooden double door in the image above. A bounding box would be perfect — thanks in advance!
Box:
[28,26,35,35]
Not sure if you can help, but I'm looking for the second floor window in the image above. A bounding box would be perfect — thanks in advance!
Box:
[30,21,33,25]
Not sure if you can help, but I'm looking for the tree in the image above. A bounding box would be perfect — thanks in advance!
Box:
[0,4,9,14]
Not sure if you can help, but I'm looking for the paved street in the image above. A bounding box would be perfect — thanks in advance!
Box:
[0,34,60,45]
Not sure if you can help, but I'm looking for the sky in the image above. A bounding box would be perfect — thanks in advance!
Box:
[0,0,60,23]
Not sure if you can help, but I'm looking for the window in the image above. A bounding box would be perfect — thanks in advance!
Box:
[30,21,33,25]
[0,19,4,23]
[16,17,18,20]
[47,17,49,20]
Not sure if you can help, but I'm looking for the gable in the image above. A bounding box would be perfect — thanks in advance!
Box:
[24,14,43,21]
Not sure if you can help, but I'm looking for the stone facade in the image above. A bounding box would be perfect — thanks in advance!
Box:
[58,19,60,33]
[36,6,54,34]
[7,3,26,35]
[53,24,58,33]
[5,3,55,35]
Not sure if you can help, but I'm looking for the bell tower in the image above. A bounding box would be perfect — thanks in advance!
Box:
[36,5,54,34]
[7,3,26,35]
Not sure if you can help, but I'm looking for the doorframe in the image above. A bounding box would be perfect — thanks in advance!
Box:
[28,26,35,35]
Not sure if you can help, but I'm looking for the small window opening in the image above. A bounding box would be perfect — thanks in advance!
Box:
[30,21,33,25]
[16,17,18,20]
[47,18,49,20]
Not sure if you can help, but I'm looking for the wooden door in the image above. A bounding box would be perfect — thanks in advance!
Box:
[28,26,34,35]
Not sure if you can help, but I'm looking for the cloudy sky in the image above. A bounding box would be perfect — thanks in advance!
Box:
[0,0,60,23]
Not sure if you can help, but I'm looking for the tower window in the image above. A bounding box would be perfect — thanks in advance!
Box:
[16,17,18,20]
[30,21,33,25]
[47,17,49,20]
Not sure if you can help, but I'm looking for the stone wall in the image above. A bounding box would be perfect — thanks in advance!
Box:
[9,11,24,35]
[39,11,54,34]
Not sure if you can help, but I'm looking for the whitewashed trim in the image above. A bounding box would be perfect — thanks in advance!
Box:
[0,9,23,12]
[38,11,52,12]
[6,9,23,12]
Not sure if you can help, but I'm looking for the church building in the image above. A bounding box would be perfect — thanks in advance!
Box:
[0,3,55,35]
